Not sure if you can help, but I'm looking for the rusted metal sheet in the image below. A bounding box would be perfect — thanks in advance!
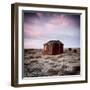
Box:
[43,40,64,55]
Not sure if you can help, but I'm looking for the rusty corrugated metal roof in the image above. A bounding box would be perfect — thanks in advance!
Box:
[44,40,63,45]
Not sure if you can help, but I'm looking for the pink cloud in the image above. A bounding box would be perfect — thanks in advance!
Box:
[24,23,45,39]
[24,39,34,48]
[36,12,44,17]
[24,12,80,48]
[48,15,70,27]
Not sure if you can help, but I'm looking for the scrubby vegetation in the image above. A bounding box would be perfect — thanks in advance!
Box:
[24,48,80,77]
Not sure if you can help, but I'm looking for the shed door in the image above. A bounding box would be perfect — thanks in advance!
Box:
[53,43,59,55]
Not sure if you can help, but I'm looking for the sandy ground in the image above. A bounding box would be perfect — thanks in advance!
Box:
[24,48,80,77]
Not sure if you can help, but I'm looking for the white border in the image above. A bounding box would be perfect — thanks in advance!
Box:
[18,6,86,84]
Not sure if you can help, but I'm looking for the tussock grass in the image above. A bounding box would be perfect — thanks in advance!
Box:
[24,48,80,77]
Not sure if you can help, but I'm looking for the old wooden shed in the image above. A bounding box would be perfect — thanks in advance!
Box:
[43,40,64,55]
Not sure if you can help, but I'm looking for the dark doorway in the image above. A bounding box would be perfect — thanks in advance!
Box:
[53,43,60,55]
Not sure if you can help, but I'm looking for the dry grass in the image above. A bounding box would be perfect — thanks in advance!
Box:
[47,69,59,75]
[24,48,80,77]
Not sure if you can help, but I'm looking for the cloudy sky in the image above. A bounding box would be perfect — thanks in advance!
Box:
[24,11,80,49]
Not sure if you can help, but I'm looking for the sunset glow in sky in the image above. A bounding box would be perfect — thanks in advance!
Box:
[24,11,80,49]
